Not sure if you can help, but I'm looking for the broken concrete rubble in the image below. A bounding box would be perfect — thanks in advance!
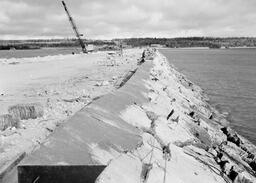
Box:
[95,49,256,183]
[1,48,255,183]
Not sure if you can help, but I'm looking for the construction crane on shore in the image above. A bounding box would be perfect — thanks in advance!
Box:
[61,1,87,53]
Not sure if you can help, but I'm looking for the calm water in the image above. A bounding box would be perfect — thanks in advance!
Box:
[0,47,80,59]
[160,48,256,145]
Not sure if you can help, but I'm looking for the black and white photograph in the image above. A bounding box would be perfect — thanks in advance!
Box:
[0,0,256,182]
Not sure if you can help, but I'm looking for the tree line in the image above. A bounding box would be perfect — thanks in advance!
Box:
[119,37,256,48]
[1,37,256,50]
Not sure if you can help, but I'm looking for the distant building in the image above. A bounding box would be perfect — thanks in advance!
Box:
[86,44,94,52]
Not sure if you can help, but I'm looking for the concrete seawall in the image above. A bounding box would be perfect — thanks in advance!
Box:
[1,50,154,183]
[2,49,256,183]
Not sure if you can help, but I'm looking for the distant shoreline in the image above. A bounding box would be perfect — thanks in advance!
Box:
[158,46,256,50]
[1,37,256,50]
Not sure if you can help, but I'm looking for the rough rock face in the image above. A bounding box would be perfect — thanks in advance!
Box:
[8,103,44,120]
[94,49,256,183]
[0,114,19,131]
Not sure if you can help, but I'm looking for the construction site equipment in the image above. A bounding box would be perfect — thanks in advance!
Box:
[61,1,87,53]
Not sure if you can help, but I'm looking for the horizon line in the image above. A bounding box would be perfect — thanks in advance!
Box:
[1,36,256,41]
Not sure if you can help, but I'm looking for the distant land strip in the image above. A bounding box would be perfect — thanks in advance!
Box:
[1,37,256,50]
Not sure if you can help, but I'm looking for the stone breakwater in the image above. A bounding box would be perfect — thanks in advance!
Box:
[94,50,256,183]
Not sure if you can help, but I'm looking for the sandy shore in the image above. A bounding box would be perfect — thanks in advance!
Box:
[0,49,143,169]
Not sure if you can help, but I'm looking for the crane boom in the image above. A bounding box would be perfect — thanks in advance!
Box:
[61,1,87,53]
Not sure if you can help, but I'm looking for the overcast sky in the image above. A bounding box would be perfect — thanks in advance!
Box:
[0,0,256,39]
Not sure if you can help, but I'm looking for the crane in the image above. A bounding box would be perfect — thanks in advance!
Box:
[61,1,87,53]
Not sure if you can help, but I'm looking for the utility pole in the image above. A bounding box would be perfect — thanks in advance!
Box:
[61,1,87,53]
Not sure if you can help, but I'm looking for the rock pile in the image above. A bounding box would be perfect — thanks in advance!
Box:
[95,49,256,183]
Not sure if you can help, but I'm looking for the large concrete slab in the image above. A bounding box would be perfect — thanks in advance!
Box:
[18,165,106,183]
[2,60,153,183]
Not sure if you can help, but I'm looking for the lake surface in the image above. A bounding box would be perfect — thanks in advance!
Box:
[160,48,256,145]
[0,47,80,59]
